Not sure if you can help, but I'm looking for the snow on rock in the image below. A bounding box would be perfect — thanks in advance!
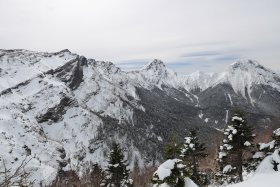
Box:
[153,159,180,180]
[219,152,227,159]
[231,116,243,122]
[223,165,233,174]
[273,128,280,136]
[259,140,276,150]
[227,93,233,106]
[180,71,216,92]
[256,149,280,173]
[244,141,251,146]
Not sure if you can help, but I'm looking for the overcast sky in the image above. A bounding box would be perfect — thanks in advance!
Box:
[0,0,280,74]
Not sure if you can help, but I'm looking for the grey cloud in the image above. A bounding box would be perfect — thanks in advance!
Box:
[0,0,280,73]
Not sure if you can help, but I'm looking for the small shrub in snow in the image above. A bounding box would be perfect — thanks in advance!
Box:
[251,128,280,172]
[0,157,33,187]
[152,159,189,187]
[256,148,280,173]
[180,129,209,186]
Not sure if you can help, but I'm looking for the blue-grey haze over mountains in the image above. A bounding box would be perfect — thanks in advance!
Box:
[0,0,280,74]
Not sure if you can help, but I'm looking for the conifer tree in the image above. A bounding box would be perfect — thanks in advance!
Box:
[102,142,132,187]
[272,128,280,147]
[217,112,255,184]
[91,163,105,187]
[152,137,190,187]
[164,135,182,159]
[180,129,208,186]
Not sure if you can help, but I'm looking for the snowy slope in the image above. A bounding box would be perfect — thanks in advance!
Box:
[227,149,280,187]
[0,49,77,92]
[0,50,280,185]
[0,50,189,185]
[0,51,147,185]
[227,173,280,187]
[181,71,216,93]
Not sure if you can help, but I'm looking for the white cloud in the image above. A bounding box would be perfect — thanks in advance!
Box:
[0,0,280,74]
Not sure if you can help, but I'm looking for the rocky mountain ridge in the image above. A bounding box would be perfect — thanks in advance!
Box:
[0,49,279,185]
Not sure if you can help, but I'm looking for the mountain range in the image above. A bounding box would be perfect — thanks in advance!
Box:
[0,49,279,185]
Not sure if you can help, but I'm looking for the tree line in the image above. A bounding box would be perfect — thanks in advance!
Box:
[152,111,280,187]
[1,111,279,187]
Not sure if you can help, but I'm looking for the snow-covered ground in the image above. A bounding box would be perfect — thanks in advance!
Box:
[227,148,280,187]
[227,173,280,187]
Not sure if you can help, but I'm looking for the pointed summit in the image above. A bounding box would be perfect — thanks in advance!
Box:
[138,59,178,88]
[226,59,279,82]
[229,59,267,72]
[142,59,166,72]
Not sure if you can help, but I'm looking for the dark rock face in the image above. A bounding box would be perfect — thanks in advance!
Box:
[55,56,87,90]
[68,57,86,90]
[251,84,280,116]
[57,147,66,159]
[36,96,76,123]
[197,83,278,131]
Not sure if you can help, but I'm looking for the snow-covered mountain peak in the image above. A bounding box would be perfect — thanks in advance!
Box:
[56,49,71,54]
[216,59,280,101]
[225,59,279,83]
[136,59,179,88]
[229,59,269,72]
[180,59,280,98]
[142,59,166,72]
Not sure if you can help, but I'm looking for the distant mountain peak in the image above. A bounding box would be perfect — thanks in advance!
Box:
[55,49,71,54]
[230,59,266,71]
[142,59,166,71]
[135,59,179,88]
